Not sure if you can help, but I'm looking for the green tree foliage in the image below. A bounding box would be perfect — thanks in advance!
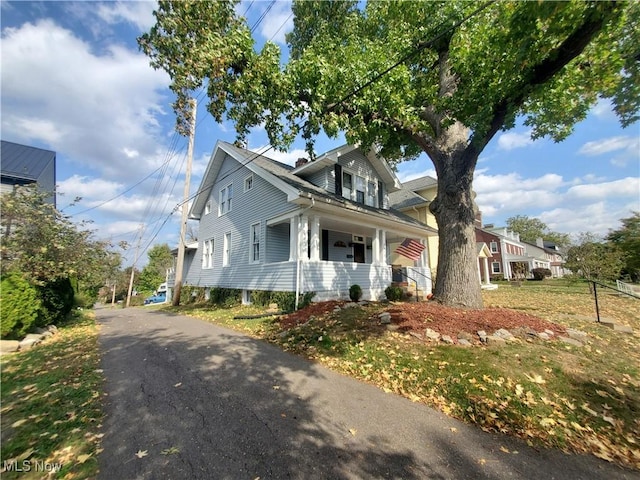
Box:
[506,215,571,248]
[0,271,42,338]
[1,185,120,323]
[607,211,640,281]
[565,233,625,282]
[140,0,639,308]
[138,243,174,293]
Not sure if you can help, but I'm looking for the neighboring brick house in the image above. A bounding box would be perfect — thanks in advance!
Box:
[1,140,56,206]
[475,227,504,281]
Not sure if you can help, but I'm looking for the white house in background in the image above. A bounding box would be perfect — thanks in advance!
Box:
[173,141,437,303]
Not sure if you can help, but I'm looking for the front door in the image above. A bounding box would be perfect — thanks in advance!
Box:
[353,243,365,263]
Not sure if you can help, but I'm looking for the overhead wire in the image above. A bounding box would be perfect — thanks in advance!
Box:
[131,2,496,264]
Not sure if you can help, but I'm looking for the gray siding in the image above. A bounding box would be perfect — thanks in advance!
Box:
[266,223,290,263]
[304,169,329,190]
[184,154,297,289]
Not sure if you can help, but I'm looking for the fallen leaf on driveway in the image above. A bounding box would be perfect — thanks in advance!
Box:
[349,428,357,436]
[135,450,148,459]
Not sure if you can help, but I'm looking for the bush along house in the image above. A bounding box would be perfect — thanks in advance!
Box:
[173,141,437,304]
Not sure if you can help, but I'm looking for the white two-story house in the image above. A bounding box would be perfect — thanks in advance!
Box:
[178,141,437,303]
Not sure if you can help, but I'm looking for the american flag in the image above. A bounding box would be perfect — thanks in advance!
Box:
[395,238,425,261]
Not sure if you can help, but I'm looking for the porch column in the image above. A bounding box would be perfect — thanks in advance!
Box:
[309,216,320,261]
[380,229,387,265]
[483,257,491,285]
[372,229,380,264]
[298,215,309,261]
[289,217,298,261]
[477,258,482,284]
[420,239,428,268]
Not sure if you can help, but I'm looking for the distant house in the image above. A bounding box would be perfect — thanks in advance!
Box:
[475,227,504,281]
[388,176,439,278]
[175,141,437,303]
[1,140,56,206]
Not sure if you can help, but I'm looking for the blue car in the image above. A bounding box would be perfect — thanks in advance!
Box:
[144,291,167,305]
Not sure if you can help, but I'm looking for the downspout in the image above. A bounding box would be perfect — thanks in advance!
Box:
[295,198,315,310]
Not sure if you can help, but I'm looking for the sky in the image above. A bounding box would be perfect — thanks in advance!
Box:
[2,1,639,267]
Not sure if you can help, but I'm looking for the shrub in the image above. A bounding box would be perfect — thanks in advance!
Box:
[250,290,274,307]
[1,271,42,338]
[349,284,363,302]
[180,285,206,304]
[250,290,315,313]
[531,268,552,281]
[209,288,242,308]
[38,278,75,326]
[385,285,405,301]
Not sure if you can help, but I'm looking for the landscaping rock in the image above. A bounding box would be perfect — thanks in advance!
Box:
[457,331,474,342]
[0,340,20,355]
[477,330,488,343]
[458,339,472,347]
[19,337,41,350]
[378,312,391,324]
[613,324,633,334]
[425,328,440,342]
[486,335,506,345]
[566,328,588,343]
[494,328,516,342]
[441,335,454,344]
[537,332,551,341]
[344,302,359,309]
[543,329,555,337]
[409,332,424,341]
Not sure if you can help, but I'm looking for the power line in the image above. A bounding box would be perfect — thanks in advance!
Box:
[250,0,276,34]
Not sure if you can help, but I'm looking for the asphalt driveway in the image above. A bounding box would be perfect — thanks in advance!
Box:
[96,306,636,479]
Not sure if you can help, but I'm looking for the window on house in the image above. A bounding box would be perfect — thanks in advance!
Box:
[342,172,353,200]
[244,175,253,192]
[366,181,376,207]
[205,200,212,215]
[492,262,501,273]
[202,239,214,269]
[355,176,365,204]
[223,232,231,266]
[219,184,233,215]
[490,241,498,253]
[250,223,260,263]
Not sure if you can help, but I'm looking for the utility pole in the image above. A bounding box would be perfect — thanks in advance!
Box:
[126,224,144,307]
[173,98,197,306]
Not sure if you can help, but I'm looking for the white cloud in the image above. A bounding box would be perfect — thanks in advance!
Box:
[96,1,157,31]
[578,135,639,156]
[254,146,309,167]
[497,130,534,151]
[258,2,293,45]
[566,177,640,200]
[58,175,123,201]
[1,19,171,181]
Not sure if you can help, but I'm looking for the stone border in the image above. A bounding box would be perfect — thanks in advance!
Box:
[0,325,59,355]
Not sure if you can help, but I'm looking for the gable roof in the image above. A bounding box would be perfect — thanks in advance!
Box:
[190,141,436,233]
[1,140,56,182]
[401,175,437,192]
[388,188,428,210]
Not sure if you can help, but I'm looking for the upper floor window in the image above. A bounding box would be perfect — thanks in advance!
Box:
[490,241,498,253]
[355,176,365,204]
[204,200,212,215]
[244,175,253,192]
[342,172,353,199]
[202,239,214,269]
[366,181,376,207]
[219,184,233,216]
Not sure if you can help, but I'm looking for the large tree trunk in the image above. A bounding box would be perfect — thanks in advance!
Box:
[426,126,483,309]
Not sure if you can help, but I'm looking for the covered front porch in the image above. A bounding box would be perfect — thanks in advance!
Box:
[259,205,435,301]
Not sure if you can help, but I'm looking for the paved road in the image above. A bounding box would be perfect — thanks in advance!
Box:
[96,306,637,480]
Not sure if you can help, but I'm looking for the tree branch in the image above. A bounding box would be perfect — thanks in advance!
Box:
[476,1,620,149]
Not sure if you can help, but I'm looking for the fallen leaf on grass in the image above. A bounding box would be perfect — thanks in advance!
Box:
[11,419,27,428]
[77,454,92,464]
[524,373,546,384]
[135,450,148,459]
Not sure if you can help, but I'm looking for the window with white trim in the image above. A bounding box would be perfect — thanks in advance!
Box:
[223,232,231,266]
[342,172,353,199]
[366,181,376,207]
[490,241,498,253]
[205,200,212,215]
[492,261,501,273]
[355,176,365,204]
[202,239,214,269]
[250,223,260,263]
[219,184,233,216]
[244,175,253,192]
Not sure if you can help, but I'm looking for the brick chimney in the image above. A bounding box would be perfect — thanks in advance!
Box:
[295,157,308,168]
